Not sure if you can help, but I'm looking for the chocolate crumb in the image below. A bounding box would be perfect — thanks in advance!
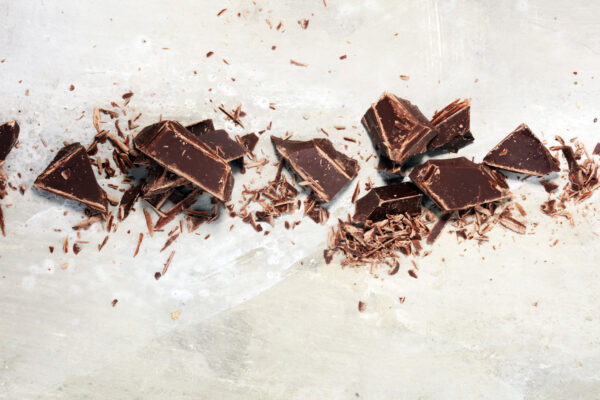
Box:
[358,301,366,312]
[111,299,118,307]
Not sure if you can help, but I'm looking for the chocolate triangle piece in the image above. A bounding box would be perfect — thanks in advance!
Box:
[118,184,142,221]
[483,124,559,176]
[34,143,108,213]
[0,120,20,164]
[428,99,474,152]
[409,157,510,212]
[353,183,422,224]
[272,136,359,203]
[197,129,247,163]
[134,121,234,202]
[142,163,187,198]
[239,133,259,153]
[362,92,438,167]
[186,119,215,137]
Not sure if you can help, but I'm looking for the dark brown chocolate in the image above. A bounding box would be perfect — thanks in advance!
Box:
[362,92,438,167]
[186,119,215,137]
[134,121,234,202]
[197,129,246,163]
[593,143,600,156]
[0,120,19,164]
[142,163,187,198]
[272,136,359,203]
[483,124,559,176]
[353,183,422,223]
[409,157,510,211]
[429,99,474,151]
[239,133,259,153]
[118,184,142,221]
[34,143,108,213]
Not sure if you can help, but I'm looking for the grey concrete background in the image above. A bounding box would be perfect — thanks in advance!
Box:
[1,0,599,398]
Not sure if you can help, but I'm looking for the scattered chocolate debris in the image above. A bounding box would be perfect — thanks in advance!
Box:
[358,301,367,312]
[410,157,510,211]
[484,124,559,176]
[540,180,559,193]
[162,250,175,275]
[290,59,308,67]
[134,233,143,257]
[111,299,118,307]
[272,136,359,203]
[0,204,4,236]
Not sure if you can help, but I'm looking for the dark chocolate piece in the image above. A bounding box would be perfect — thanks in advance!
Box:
[186,119,215,137]
[428,99,474,151]
[272,136,359,203]
[197,129,246,163]
[593,143,600,156]
[239,133,259,153]
[483,124,559,176]
[426,212,452,244]
[134,121,234,202]
[540,180,558,193]
[353,183,422,223]
[34,143,108,213]
[118,184,142,221]
[142,164,187,198]
[0,120,19,164]
[362,92,438,167]
[409,157,510,211]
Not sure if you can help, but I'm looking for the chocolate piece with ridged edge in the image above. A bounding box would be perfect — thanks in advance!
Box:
[362,92,438,169]
[409,157,510,212]
[429,99,474,152]
[272,136,359,203]
[34,143,108,213]
[483,123,559,176]
[0,120,19,164]
[134,120,234,202]
[353,183,422,224]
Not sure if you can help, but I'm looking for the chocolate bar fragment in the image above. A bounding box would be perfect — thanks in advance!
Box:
[362,92,438,167]
[409,157,510,212]
[428,99,474,152]
[118,184,142,221]
[239,132,259,153]
[186,119,215,137]
[272,136,359,203]
[34,143,108,213]
[353,183,422,224]
[134,121,234,202]
[197,129,247,163]
[483,124,559,176]
[142,164,187,198]
[0,120,19,164]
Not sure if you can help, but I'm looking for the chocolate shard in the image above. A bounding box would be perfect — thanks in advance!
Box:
[272,136,359,203]
[353,183,422,224]
[593,143,600,156]
[362,92,438,167]
[239,132,259,153]
[409,157,510,212]
[118,184,142,221]
[142,163,187,198]
[0,120,20,164]
[428,99,474,152]
[483,124,560,176]
[34,143,108,213]
[134,121,234,202]
[197,129,247,163]
[186,119,215,137]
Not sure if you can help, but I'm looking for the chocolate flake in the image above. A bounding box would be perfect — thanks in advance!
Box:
[426,212,452,244]
[429,98,473,152]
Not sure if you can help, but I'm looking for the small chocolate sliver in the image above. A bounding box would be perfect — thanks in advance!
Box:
[197,129,246,163]
[272,136,359,203]
[186,119,215,137]
[362,92,438,167]
[34,143,108,213]
[0,120,19,164]
[239,132,259,153]
[134,121,234,202]
[409,157,510,212]
[353,183,422,224]
[483,124,559,176]
[540,180,559,193]
[426,212,452,244]
[428,99,473,152]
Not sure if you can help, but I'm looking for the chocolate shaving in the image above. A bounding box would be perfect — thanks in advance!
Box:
[426,212,451,244]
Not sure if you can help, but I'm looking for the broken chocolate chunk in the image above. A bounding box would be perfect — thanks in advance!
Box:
[186,119,215,137]
[409,157,510,211]
[118,184,141,221]
[142,163,187,198]
[428,99,474,152]
[134,121,234,202]
[353,183,422,224]
[593,143,600,156]
[239,132,259,153]
[0,120,19,164]
[34,143,108,213]
[272,136,359,203]
[362,92,438,167]
[483,124,559,176]
[197,129,246,163]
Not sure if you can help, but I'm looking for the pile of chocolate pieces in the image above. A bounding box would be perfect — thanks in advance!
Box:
[1,89,597,276]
